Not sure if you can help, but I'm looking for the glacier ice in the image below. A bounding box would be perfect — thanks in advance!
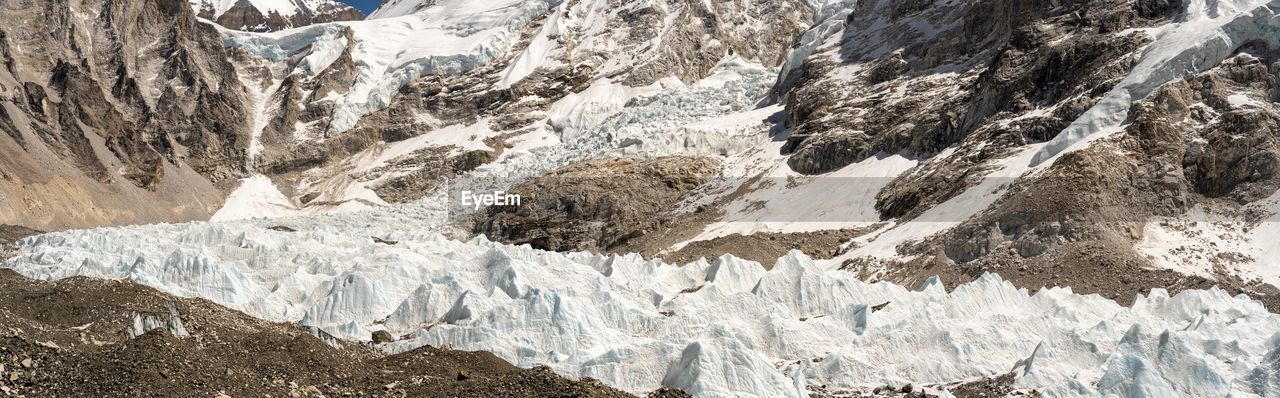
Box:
[8,218,1280,397]
[217,0,563,135]
[443,58,779,207]
[125,304,190,340]
[776,0,859,86]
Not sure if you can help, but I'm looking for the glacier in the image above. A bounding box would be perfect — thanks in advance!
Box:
[216,0,563,135]
[8,216,1280,397]
[446,57,780,206]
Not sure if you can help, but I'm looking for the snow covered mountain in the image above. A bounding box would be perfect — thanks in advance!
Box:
[190,0,365,32]
[5,0,1280,396]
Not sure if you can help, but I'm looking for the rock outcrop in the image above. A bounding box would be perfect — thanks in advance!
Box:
[244,0,818,209]
[850,49,1280,308]
[472,156,719,252]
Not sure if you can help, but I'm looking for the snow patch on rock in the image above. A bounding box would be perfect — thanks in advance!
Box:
[211,175,299,222]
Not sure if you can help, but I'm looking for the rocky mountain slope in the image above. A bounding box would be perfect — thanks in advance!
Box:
[759,0,1280,305]
[190,0,365,32]
[0,0,253,230]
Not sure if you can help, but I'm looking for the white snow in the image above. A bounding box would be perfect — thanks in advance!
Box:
[54,2,1280,397]
[210,175,299,221]
[546,78,675,142]
[496,2,568,88]
[682,149,918,245]
[350,121,499,175]
[811,0,1280,263]
[283,121,502,211]
[242,76,284,162]
[840,145,1037,262]
[441,58,778,212]
[8,220,1280,397]
[777,0,858,84]
[367,0,434,19]
[1228,93,1259,107]
[191,0,306,19]
[1137,190,1280,287]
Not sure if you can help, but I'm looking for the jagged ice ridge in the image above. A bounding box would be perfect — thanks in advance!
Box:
[7,220,1280,397]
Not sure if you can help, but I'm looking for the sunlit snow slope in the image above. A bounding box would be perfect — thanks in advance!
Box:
[8,219,1280,397]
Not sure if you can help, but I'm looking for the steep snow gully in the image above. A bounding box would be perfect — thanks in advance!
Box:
[8,0,1280,397]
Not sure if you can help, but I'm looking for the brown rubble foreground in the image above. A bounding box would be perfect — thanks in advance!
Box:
[0,226,687,398]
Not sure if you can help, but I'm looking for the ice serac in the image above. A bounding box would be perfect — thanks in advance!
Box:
[205,0,814,212]
[774,0,859,97]
[220,0,560,136]
[1030,0,1280,166]
[662,334,802,398]
[9,220,1280,397]
[301,273,395,332]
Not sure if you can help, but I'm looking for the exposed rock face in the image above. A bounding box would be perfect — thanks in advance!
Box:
[617,0,812,86]
[0,0,253,230]
[661,227,879,268]
[857,50,1280,308]
[472,156,719,253]
[191,0,365,32]
[777,0,1182,176]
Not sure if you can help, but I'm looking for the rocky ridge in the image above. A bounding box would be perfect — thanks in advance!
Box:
[190,0,365,32]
